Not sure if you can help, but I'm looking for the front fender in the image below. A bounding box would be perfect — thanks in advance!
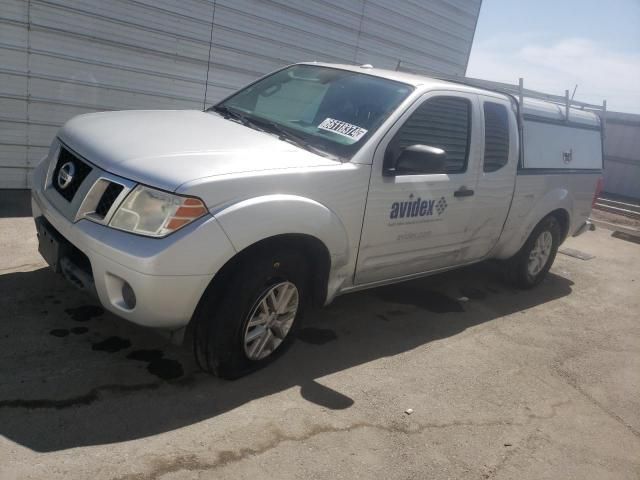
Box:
[213,194,350,269]
[493,185,572,260]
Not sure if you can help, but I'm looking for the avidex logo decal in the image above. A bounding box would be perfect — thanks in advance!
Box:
[389,194,447,223]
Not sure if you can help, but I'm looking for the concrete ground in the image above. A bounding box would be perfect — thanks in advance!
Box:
[1,194,639,479]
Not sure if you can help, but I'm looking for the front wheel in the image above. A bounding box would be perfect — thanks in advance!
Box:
[192,247,308,379]
[506,215,561,289]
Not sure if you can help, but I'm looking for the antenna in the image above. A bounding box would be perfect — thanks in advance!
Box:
[602,99,607,140]
[518,78,524,125]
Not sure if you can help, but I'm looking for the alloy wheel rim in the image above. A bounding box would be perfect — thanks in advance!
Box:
[243,281,299,360]
[527,230,553,276]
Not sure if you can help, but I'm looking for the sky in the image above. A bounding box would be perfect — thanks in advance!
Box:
[467,0,640,114]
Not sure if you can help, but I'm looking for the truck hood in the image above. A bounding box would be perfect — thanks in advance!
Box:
[58,110,339,191]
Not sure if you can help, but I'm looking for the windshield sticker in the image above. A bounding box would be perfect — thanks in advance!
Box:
[317,118,368,141]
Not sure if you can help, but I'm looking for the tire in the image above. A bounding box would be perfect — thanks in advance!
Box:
[192,246,308,379]
[505,215,562,289]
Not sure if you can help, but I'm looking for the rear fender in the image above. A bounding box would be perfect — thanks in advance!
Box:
[493,187,572,260]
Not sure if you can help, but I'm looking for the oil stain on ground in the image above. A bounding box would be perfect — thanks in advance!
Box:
[127,349,164,362]
[70,326,88,335]
[298,327,338,345]
[375,286,463,313]
[49,329,69,337]
[147,358,183,380]
[377,309,410,322]
[65,305,104,322]
[126,350,183,381]
[92,336,131,353]
[387,309,409,317]
[0,383,161,410]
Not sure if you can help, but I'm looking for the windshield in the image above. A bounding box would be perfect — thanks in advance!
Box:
[211,65,414,159]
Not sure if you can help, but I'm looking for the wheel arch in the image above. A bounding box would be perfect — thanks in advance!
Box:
[493,185,573,260]
[548,208,571,243]
[185,231,334,351]
[211,233,333,307]
[213,194,349,263]
[197,192,349,308]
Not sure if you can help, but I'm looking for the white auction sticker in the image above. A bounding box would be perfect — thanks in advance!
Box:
[317,118,368,141]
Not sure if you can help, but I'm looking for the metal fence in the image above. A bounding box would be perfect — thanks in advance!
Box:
[603,111,640,200]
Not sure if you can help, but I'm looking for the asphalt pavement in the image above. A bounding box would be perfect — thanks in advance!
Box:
[1,193,639,479]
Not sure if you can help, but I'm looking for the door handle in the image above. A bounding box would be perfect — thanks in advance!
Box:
[454,186,474,197]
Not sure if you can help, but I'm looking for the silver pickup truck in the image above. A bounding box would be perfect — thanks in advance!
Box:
[31,63,602,378]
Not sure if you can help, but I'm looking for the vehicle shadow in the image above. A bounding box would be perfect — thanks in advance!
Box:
[0,262,573,452]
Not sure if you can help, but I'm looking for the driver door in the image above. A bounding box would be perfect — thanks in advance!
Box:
[355,91,482,285]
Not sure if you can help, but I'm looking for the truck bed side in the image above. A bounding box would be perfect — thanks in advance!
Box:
[490,98,602,259]
[491,171,600,260]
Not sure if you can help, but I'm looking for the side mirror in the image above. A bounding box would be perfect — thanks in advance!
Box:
[384,144,446,176]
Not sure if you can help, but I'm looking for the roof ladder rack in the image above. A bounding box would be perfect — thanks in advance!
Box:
[398,65,608,135]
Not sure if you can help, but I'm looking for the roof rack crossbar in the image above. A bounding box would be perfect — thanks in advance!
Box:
[395,64,607,138]
[396,66,606,113]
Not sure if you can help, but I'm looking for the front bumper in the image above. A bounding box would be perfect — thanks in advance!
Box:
[31,186,235,330]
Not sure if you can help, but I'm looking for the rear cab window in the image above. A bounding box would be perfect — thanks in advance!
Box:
[482,102,510,172]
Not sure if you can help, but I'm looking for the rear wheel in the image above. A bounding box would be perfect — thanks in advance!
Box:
[192,247,308,379]
[506,215,561,289]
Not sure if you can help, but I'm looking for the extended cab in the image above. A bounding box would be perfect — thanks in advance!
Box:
[31,63,602,377]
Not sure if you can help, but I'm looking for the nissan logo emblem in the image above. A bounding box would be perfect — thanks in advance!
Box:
[57,161,76,190]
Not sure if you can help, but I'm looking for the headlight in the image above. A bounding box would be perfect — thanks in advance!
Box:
[109,185,207,237]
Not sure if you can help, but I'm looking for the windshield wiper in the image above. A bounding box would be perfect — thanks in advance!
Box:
[211,105,248,125]
[212,106,336,160]
[241,115,334,159]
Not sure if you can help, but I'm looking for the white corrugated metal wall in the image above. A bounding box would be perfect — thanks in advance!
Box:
[602,112,640,200]
[0,0,481,188]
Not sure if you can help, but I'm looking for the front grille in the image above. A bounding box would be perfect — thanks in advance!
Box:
[52,147,92,201]
[95,182,124,218]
